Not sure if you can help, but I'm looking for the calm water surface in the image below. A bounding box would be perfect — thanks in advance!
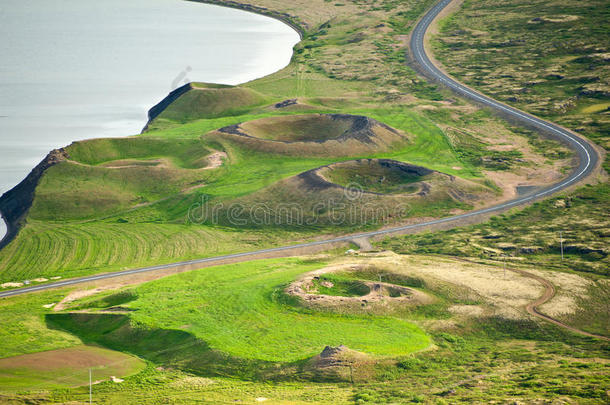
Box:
[0,0,299,240]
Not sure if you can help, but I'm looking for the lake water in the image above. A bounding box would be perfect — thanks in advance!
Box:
[0,0,299,241]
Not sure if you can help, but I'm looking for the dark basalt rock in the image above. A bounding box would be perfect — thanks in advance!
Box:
[0,148,69,249]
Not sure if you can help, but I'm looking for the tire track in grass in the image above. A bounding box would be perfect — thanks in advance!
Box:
[453,257,609,341]
[511,267,609,342]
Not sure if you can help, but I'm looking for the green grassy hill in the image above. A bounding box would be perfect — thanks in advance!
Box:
[148,83,271,130]
[50,259,430,366]
[0,0,607,403]
[0,96,507,281]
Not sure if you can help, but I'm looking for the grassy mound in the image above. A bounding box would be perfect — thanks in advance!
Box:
[212,113,409,157]
[50,259,430,366]
[0,97,478,281]
[24,137,222,220]
[151,83,269,125]
[217,158,494,230]
[66,137,213,169]
[321,159,434,194]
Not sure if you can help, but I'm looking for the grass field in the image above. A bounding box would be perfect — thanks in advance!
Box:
[0,345,144,392]
[0,101,510,282]
[0,221,311,281]
[56,258,431,363]
[0,0,608,402]
[1,254,607,403]
[433,0,610,169]
[0,289,81,358]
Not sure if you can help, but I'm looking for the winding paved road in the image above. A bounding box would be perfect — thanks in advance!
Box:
[0,0,600,299]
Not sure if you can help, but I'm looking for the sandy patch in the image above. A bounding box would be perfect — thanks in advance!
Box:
[351,236,373,251]
[180,183,207,193]
[356,253,543,319]
[55,282,135,311]
[482,171,525,200]
[100,158,165,169]
[482,168,563,201]
[203,151,227,170]
[449,304,485,317]
[1,282,23,288]
[406,256,540,301]
[530,15,580,23]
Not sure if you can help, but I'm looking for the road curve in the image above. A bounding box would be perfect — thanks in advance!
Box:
[0,0,600,299]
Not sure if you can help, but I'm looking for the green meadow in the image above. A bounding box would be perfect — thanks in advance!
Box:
[0,0,607,403]
[0,85,487,282]
[53,258,430,364]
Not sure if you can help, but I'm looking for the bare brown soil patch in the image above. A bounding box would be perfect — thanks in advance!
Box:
[198,151,227,170]
[0,345,144,390]
[55,284,130,311]
[0,346,122,372]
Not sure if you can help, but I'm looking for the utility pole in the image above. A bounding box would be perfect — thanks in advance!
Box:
[559,231,564,261]
[89,368,92,405]
[348,364,354,384]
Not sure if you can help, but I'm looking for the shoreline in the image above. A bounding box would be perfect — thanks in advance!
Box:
[0,0,602,285]
[191,0,305,39]
[0,1,300,249]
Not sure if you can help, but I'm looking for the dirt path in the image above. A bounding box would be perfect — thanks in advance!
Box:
[453,257,609,341]
[511,268,609,341]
